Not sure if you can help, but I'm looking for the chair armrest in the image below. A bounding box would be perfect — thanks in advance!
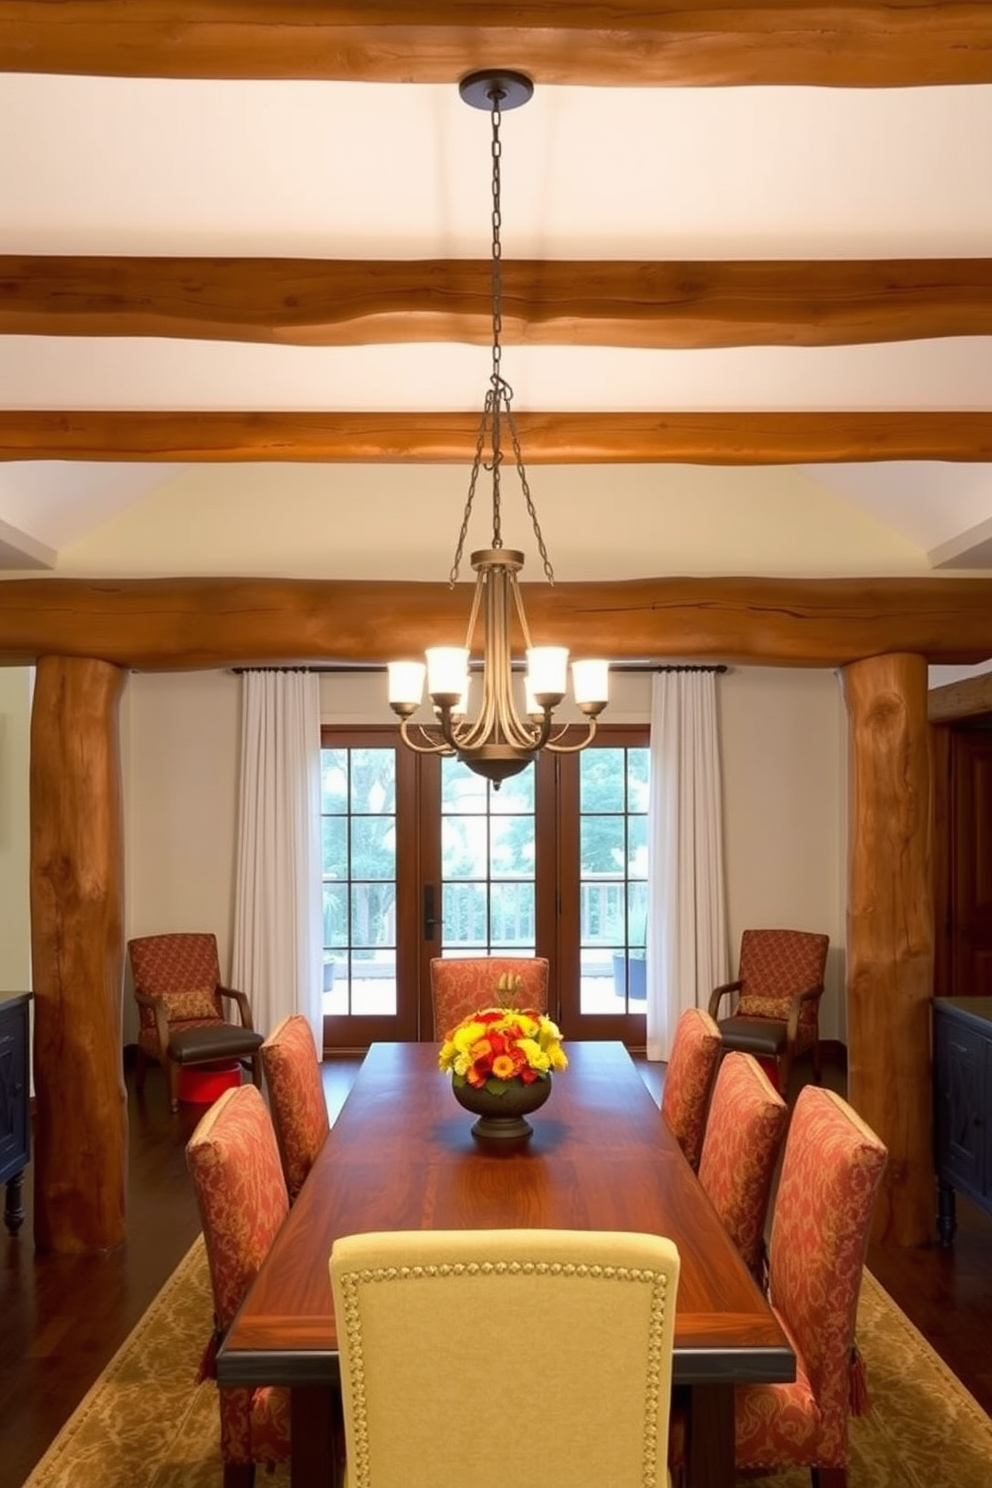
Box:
[217,984,254,1030]
[708,979,743,1019]
[785,982,825,1043]
[134,988,173,1054]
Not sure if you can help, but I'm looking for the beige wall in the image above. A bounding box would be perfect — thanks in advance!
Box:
[118,664,848,1040]
[720,667,848,1040]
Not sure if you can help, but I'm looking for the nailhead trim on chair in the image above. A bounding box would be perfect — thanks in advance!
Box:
[337,1258,674,1488]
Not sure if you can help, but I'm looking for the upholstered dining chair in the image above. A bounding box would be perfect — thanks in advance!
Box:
[708,928,830,1095]
[330,1227,681,1488]
[429,954,550,1038]
[260,1013,330,1202]
[660,1006,722,1171]
[186,1084,291,1488]
[697,1051,789,1281]
[128,932,264,1113]
[732,1085,888,1488]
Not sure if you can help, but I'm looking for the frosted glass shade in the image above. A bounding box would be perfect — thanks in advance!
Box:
[387,660,426,708]
[572,659,610,706]
[427,646,470,699]
[526,646,569,700]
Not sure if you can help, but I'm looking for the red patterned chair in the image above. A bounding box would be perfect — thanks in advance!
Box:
[429,955,550,1039]
[128,932,264,1113]
[708,928,829,1095]
[660,1007,722,1171]
[733,1085,888,1487]
[331,1227,680,1488]
[186,1084,291,1488]
[260,1014,330,1202]
[697,1051,788,1281]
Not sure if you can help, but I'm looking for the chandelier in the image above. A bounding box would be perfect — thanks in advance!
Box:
[387,70,609,787]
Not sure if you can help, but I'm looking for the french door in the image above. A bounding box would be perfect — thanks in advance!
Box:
[320,725,648,1049]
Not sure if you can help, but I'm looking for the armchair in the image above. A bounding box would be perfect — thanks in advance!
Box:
[128,932,264,1113]
[708,928,829,1095]
[429,955,550,1038]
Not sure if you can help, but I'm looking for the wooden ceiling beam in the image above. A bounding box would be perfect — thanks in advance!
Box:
[3,410,992,465]
[3,3,992,86]
[7,256,992,350]
[1,574,991,671]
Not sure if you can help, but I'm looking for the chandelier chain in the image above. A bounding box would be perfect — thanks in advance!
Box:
[489,93,504,552]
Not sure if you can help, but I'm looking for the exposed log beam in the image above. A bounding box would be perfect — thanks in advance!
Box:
[842,652,934,1246]
[1,575,991,671]
[7,256,992,350]
[4,410,992,465]
[3,3,992,86]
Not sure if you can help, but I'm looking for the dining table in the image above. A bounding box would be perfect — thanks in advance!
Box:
[218,1040,794,1488]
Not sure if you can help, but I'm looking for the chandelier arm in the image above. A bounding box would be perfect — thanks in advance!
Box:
[509,568,534,651]
[543,718,601,754]
[397,719,455,756]
[491,564,541,749]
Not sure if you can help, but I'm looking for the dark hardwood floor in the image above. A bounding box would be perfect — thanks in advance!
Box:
[2,1051,991,1488]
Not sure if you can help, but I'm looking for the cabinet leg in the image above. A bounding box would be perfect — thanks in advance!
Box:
[936,1180,957,1248]
[4,1171,25,1235]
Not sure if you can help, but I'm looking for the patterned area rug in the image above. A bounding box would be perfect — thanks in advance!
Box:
[21,1236,992,1488]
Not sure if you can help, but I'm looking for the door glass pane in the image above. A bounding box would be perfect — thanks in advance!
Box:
[321,746,398,1017]
[578,745,650,1014]
[439,756,536,956]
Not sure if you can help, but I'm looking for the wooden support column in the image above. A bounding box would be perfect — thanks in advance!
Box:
[30,656,127,1253]
[841,653,934,1246]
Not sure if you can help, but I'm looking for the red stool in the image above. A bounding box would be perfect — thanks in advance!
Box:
[178,1061,242,1104]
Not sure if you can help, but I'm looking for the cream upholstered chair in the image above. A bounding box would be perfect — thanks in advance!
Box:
[128,932,264,1113]
[260,1013,330,1201]
[660,1007,722,1171]
[330,1227,680,1488]
[186,1085,291,1488]
[708,928,829,1095]
[733,1085,888,1487]
[697,1051,788,1281]
[429,954,550,1038]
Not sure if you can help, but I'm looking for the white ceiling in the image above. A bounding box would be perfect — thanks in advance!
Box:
[2,73,992,576]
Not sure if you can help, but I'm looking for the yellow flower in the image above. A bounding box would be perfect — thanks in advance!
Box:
[516,1037,550,1072]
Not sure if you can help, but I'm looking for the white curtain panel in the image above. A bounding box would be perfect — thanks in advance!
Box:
[231,670,323,1046]
[646,669,729,1062]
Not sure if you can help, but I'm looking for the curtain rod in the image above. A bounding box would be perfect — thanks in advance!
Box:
[234,662,729,676]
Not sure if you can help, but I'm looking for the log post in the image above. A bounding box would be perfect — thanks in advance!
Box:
[30,656,127,1253]
[841,653,934,1245]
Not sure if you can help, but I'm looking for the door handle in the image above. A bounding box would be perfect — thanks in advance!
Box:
[423,884,440,940]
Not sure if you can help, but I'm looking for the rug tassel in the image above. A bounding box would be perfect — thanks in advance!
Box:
[849,1341,871,1416]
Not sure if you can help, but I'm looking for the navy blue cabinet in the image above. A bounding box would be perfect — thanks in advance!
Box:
[0,991,31,1235]
[933,997,992,1246]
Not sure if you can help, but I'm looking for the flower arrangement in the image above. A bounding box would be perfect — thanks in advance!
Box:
[439,1006,568,1094]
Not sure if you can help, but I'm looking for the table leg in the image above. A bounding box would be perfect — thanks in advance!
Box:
[687,1381,734,1488]
[290,1384,341,1488]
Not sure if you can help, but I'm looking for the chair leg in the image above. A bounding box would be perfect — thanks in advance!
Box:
[812,1037,823,1085]
[166,1057,181,1114]
[222,1462,256,1488]
[250,1052,263,1090]
[812,1467,847,1488]
[134,1045,148,1092]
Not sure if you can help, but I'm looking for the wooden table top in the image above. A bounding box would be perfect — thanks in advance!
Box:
[219,1040,793,1389]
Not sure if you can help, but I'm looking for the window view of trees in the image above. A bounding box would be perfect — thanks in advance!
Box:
[578,746,649,1006]
[321,747,398,1012]
[440,757,536,952]
[319,728,650,1038]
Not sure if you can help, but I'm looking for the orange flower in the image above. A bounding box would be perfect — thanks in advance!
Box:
[491,1050,525,1081]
